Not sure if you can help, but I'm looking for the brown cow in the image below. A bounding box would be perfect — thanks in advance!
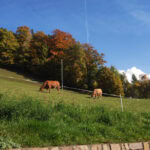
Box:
[40,80,61,93]
[91,89,102,98]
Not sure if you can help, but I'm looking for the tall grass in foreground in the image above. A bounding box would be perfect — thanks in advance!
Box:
[0,92,150,148]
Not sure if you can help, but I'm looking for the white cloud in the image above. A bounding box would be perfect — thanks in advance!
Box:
[131,11,150,25]
[119,66,150,83]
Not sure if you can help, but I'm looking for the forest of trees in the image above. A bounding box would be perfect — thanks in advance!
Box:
[0,26,150,98]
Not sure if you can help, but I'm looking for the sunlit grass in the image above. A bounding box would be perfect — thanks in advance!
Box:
[0,75,150,113]
[0,68,150,148]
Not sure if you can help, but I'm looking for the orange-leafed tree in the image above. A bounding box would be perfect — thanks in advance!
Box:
[49,29,75,61]
[43,29,76,81]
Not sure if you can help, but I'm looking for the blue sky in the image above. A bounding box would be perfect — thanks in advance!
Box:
[0,0,150,75]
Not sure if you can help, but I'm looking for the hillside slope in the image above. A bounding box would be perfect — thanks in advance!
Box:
[0,68,150,113]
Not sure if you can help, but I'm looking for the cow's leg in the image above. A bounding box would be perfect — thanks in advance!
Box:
[57,86,61,92]
[96,93,98,99]
[49,85,51,93]
[100,94,102,99]
[57,86,59,92]
[92,95,95,99]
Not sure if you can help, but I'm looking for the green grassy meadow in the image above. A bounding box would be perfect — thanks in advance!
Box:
[0,68,150,149]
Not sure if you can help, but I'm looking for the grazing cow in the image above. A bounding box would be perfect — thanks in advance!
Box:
[40,80,61,93]
[91,89,102,98]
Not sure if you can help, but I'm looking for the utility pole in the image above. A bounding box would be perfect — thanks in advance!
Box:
[61,59,63,90]
[120,94,123,112]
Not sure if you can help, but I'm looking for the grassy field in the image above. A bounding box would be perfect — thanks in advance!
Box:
[0,68,150,149]
[0,68,150,113]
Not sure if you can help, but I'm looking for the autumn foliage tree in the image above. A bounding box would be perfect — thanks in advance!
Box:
[30,31,50,65]
[15,26,32,69]
[140,80,150,98]
[49,29,75,61]
[0,25,133,97]
[27,31,50,77]
[63,42,87,88]
[0,28,19,65]
[96,66,124,96]
[83,44,106,89]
